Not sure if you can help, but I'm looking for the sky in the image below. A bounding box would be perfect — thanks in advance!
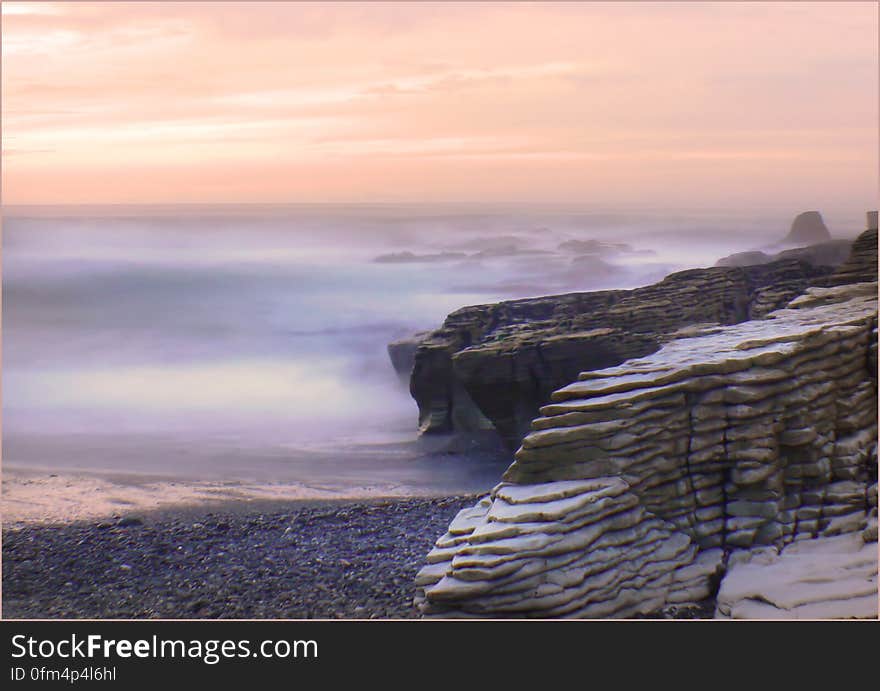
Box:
[1,1,878,210]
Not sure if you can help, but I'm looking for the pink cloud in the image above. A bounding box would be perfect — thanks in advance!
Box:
[1,1,876,210]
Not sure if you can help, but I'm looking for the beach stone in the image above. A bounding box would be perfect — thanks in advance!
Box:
[116,517,143,528]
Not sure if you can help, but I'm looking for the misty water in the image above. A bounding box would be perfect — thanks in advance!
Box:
[1,205,864,493]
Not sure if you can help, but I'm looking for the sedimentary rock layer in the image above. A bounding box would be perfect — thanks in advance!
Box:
[814,228,878,288]
[511,282,877,545]
[715,525,877,619]
[414,478,724,618]
[416,279,878,618]
[411,260,829,447]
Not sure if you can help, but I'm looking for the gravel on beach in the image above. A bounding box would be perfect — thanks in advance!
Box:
[2,496,479,619]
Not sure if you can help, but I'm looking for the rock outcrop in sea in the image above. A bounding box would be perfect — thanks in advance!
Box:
[783,210,832,244]
[409,260,830,449]
[715,239,853,269]
[388,331,431,384]
[414,224,878,619]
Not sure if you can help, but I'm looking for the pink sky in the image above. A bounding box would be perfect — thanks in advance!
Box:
[2,1,877,209]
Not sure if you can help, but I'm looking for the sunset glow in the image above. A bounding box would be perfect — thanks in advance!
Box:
[2,1,877,209]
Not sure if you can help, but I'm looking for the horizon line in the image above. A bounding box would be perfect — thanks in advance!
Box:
[2,201,872,213]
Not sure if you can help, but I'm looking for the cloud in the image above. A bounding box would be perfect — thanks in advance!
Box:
[1,1,876,209]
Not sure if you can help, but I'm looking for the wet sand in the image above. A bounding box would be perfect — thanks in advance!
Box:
[1,467,467,527]
[2,436,510,527]
[1,449,509,619]
[1,463,716,620]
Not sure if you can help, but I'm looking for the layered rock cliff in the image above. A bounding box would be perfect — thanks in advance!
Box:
[410,260,831,448]
[814,227,877,288]
[415,273,878,618]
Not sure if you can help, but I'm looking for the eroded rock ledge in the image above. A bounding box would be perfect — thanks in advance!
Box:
[814,227,877,288]
[410,260,830,448]
[415,278,878,618]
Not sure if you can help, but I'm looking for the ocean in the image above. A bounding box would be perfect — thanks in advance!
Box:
[1,204,862,492]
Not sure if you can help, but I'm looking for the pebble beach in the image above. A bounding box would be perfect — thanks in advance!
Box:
[2,495,479,619]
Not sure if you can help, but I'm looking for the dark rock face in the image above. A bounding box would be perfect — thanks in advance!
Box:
[716,240,853,269]
[715,251,773,268]
[409,260,831,448]
[814,228,878,288]
[387,331,431,383]
[775,240,854,267]
[783,211,831,244]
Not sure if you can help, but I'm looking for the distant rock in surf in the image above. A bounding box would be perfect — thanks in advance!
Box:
[715,251,773,268]
[446,235,526,252]
[567,255,620,282]
[373,251,467,264]
[776,240,855,267]
[558,239,634,255]
[472,245,553,259]
[716,240,853,269]
[783,211,831,244]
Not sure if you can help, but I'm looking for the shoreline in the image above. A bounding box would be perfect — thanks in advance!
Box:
[2,473,716,620]
[2,495,483,619]
[1,467,468,528]
[2,492,716,620]
[1,442,510,527]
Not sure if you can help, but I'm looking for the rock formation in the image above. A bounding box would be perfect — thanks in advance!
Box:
[557,239,634,255]
[409,260,830,448]
[814,227,877,288]
[783,211,832,244]
[416,270,878,618]
[714,250,773,268]
[715,528,877,618]
[414,478,725,617]
[716,239,853,269]
[388,331,431,384]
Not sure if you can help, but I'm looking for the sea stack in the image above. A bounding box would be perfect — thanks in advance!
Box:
[783,211,831,244]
